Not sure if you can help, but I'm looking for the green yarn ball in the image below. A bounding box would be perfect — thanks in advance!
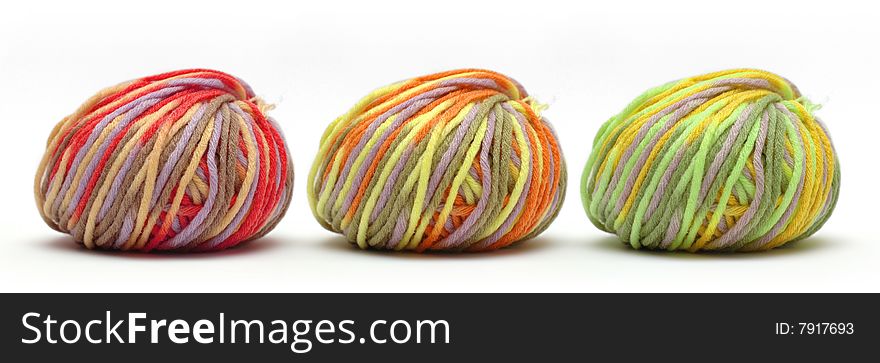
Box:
[581,69,839,252]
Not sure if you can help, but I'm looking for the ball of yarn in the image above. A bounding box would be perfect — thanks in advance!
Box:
[35,69,294,252]
[582,69,839,252]
[308,69,566,252]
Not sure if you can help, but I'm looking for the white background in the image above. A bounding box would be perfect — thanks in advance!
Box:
[1,0,877,292]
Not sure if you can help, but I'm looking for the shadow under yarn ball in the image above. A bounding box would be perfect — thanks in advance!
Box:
[582,69,839,252]
[308,69,566,252]
[34,69,294,252]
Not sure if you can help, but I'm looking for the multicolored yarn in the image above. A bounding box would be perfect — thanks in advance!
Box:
[308,69,566,252]
[35,69,294,252]
[582,69,839,252]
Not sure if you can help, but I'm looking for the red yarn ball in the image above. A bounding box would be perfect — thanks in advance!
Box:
[35,69,293,252]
